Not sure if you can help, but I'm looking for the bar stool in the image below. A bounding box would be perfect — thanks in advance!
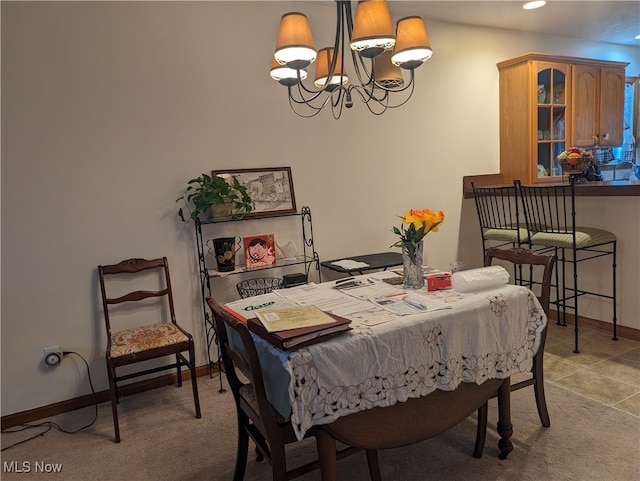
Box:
[471,182,529,258]
[516,179,618,353]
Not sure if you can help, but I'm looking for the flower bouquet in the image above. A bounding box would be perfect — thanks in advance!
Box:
[391,209,444,288]
[557,147,594,175]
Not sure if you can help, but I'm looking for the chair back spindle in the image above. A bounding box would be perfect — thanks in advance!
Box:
[471,182,527,257]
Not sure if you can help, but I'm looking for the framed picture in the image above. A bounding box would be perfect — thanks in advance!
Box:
[243,234,276,269]
[212,167,296,217]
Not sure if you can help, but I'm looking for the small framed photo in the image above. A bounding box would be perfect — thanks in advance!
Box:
[212,167,296,217]
[243,234,276,269]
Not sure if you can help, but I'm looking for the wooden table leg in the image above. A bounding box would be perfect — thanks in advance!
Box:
[316,427,338,481]
[496,377,513,459]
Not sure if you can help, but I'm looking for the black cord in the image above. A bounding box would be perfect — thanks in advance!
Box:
[1,351,98,451]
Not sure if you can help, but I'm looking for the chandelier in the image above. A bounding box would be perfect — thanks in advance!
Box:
[270,0,432,119]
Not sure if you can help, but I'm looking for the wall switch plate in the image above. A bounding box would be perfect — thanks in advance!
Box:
[43,346,63,367]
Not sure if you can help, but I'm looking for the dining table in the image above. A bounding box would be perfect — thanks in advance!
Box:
[223,269,547,480]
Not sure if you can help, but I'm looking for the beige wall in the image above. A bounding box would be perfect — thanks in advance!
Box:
[2,1,639,416]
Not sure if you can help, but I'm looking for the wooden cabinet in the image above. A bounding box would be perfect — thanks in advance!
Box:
[498,53,628,184]
[572,65,626,147]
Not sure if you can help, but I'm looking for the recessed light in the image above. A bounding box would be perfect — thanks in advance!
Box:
[523,1,547,10]
[635,34,640,40]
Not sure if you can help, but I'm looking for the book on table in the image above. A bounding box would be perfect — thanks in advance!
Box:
[223,292,298,322]
[247,305,352,350]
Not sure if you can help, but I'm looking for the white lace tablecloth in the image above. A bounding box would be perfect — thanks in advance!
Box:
[248,283,546,441]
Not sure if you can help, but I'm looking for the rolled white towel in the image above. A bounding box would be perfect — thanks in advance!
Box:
[451,265,510,293]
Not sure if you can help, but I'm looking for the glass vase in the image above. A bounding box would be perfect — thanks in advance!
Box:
[402,240,425,289]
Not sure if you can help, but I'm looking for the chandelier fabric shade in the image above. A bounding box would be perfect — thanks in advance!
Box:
[270,57,307,86]
[350,0,396,58]
[271,0,432,119]
[373,50,404,88]
[274,12,316,69]
[314,48,349,89]
[391,16,433,69]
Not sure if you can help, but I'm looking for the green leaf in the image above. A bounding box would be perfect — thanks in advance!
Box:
[176,172,253,223]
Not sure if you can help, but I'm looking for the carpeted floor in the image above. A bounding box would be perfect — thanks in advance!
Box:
[1,374,639,481]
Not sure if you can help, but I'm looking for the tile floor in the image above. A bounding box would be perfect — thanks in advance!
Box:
[542,322,640,416]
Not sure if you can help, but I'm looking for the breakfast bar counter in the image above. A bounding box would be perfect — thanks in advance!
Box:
[462,174,640,338]
[462,176,640,198]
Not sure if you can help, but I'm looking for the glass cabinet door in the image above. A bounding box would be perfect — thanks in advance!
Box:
[536,67,566,178]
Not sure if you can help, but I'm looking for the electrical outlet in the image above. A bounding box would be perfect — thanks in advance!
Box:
[43,345,63,367]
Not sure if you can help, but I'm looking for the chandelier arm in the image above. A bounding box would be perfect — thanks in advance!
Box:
[288,88,341,118]
[331,102,344,120]
[349,48,375,91]
[343,3,377,90]
[332,87,344,109]
[351,78,385,104]
[349,69,416,112]
[364,70,418,107]
[288,86,333,110]
[289,84,325,103]
[342,0,353,37]
[331,86,349,119]
[304,1,345,97]
[349,85,389,115]
[386,70,417,108]
[291,68,327,97]
[334,1,347,88]
[368,87,390,104]
[378,71,416,109]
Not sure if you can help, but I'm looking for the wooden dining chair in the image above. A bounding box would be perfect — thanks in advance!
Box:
[473,247,556,458]
[206,297,380,481]
[98,257,201,443]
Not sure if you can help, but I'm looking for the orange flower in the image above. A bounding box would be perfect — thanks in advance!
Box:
[402,209,445,233]
[392,208,445,264]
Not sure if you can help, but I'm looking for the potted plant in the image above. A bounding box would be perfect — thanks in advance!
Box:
[176,173,252,222]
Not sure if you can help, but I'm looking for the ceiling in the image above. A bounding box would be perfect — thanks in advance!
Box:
[385,1,640,47]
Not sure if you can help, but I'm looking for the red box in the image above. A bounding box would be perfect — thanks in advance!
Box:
[427,273,452,291]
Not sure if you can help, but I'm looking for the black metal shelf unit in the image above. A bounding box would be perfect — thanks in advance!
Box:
[194,206,320,377]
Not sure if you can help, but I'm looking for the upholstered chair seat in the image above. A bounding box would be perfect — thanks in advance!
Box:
[110,323,189,358]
